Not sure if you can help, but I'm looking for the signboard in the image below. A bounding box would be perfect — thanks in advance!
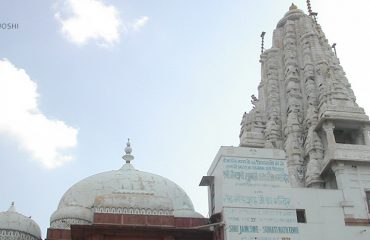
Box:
[224,208,299,240]
[223,190,292,209]
[222,157,290,187]
[221,157,299,239]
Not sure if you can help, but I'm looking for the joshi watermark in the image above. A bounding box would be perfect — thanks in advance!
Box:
[0,22,19,30]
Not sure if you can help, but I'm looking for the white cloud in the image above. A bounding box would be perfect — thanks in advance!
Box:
[132,16,149,31]
[0,59,78,169]
[55,0,122,46]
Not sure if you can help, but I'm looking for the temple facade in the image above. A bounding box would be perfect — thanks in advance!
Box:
[201,4,370,240]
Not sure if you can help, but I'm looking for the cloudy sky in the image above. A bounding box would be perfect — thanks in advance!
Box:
[1,0,370,237]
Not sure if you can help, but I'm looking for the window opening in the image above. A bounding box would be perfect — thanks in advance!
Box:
[210,183,215,214]
[334,128,364,145]
[366,191,370,213]
[296,209,306,223]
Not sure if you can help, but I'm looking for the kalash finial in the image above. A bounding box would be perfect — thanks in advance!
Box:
[289,3,298,10]
[122,138,134,163]
[8,202,16,212]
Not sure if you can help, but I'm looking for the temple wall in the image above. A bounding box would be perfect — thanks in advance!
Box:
[205,146,370,240]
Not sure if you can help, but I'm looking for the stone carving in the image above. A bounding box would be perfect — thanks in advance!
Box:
[263,52,283,148]
[304,127,324,187]
[285,65,299,79]
[303,64,314,81]
[239,108,266,148]
[286,109,303,133]
[239,112,249,138]
[286,81,301,98]
[265,117,281,148]
[251,94,258,108]
[297,165,306,180]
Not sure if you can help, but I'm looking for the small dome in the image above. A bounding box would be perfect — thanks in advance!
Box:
[51,145,203,229]
[0,203,41,240]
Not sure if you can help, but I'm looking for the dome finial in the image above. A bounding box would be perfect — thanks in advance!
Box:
[8,201,16,212]
[122,138,134,163]
[289,3,298,10]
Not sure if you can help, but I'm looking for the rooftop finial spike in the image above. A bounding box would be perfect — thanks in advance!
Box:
[122,138,134,163]
[8,202,16,212]
[260,31,266,54]
[125,138,132,154]
[306,0,312,15]
[306,0,318,23]
[331,43,338,59]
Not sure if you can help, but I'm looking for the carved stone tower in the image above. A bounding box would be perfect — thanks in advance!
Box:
[239,4,370,189]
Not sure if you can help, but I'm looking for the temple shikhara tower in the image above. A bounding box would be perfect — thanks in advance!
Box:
[239,3,370,188]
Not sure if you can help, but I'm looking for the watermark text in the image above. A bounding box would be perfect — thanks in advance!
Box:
[0,23,19,30]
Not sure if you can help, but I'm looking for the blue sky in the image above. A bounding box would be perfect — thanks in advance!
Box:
[1,0,370,237]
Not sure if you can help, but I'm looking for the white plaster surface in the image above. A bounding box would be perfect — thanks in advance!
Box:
[207,146,370,240]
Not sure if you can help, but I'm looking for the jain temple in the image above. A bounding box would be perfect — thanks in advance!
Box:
[2,3,370,240]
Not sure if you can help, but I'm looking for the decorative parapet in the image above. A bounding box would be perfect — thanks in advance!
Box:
[0,229,41,240]
[50,218,91,230]
[94,207,173,216]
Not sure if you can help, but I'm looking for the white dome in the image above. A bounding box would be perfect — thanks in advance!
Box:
[0,204,41,240]
[50,163,203,229]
